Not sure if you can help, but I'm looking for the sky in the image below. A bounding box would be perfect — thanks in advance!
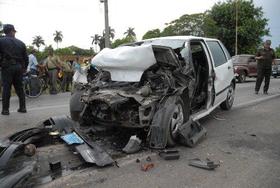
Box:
[0,0,279,50]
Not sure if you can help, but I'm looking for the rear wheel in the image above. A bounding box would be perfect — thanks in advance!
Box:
[220,83,235,110]
[238,71,246,83]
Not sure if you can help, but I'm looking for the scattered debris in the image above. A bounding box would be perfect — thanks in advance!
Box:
[188,158,220,170]
[61,132,84,145]
[136,158,140,163]
[24,144,36,156]
[0,161,37,188]
[114,161,120,168]
[49,161,62,172]
[250,134,256,137]
[159,149,180,160]
[141,163,154,172]
[122,135,142,154]
[178,120,207,147]
[212,114,226,121]
[146,156,152,162]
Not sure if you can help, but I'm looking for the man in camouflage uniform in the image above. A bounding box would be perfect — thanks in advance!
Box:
[45,48,62,95]
[255,40,276,95]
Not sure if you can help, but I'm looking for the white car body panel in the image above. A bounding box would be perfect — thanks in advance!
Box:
[91,45,157,82]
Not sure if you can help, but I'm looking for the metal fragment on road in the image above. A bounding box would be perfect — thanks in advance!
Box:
[188,158,220,170]
[122,135,142,154]
[159,149,180,160]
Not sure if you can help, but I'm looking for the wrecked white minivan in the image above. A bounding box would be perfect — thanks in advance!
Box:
[70,36,235,149]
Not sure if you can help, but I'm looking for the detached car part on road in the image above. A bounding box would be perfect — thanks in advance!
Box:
[70,36,236,149]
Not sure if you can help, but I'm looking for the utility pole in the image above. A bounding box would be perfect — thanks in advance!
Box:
[100,0,110,48]
[235,0,238,55]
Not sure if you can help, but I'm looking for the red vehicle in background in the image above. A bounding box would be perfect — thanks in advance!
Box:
[232,54,257,83]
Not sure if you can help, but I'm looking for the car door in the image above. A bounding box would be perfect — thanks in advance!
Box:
[248,56,257,76]
[205,40,233,106]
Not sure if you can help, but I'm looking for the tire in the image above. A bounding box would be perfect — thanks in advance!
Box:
[69,90,85,121]
[24,77,43,98]
[165,97,189,147]
[238,71,246,83]
[220,83,235,110]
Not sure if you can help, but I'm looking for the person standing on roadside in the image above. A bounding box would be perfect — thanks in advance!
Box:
[255,40,276,95]
[61,60,73,92]
[0,24,28,115]
[45,48,62,95]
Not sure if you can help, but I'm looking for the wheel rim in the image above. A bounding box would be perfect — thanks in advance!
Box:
[170,103,184,138]
[227,85,235,106]
[241,74,246,82]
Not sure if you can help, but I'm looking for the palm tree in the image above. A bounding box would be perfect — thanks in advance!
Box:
[124,27,136,39]
[53,30,63,49]
[103,27,115,40]
[91,34,101,52]
[32,35,45,51]
[0,21,4,37]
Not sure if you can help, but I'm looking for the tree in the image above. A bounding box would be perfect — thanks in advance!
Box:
[124,27,136,40]
[111,36,136,48]
[207,0,269,55]
[142,29,161,40]
[53,30,63,49]
[98,27,115,50]
[275,45,280,58]
[161,13,209,37]
[32,35,45,51]
[103,27,115,41]
[0,21,4,37]
[91,34,101,52]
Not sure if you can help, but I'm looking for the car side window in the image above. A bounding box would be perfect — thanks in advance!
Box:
[206,41,228,67]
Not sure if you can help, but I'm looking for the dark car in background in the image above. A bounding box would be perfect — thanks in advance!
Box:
[232,54,257,83]
[272,59,280,78]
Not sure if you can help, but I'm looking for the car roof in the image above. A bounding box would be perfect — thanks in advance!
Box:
[233,54,254,57]
[140,35,219,42]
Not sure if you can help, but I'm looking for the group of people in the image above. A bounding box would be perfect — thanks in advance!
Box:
[0,24,78,115]
[0,24,277,116]
[28,48,75,95]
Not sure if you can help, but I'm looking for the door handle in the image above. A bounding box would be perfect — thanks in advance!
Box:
[228,66,232,70]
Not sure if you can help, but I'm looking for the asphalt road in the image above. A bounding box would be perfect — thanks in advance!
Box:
[1,78,280,187]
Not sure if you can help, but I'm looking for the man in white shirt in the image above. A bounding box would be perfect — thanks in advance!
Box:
[27,49,39,75]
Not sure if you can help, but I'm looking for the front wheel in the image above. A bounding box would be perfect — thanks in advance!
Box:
[238,71,246,83]
[220,83,235,110]
[165,97,189,146]
[24,77,43,98]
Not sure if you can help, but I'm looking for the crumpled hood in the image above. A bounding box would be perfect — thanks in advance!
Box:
[91,45,157,82]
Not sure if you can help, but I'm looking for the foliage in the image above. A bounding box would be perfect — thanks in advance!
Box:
[161,13,210,37]
[207,0,269,55]
[91,34,101,45]
[142,29,161,40]
[32,35,45,51]
[111,36,136,48]
[55,46,94,56]
[0,21,4,37]
[96,27,116,50]
[275,45,280,58]
[124,27,136,40]
[53,30,63,49]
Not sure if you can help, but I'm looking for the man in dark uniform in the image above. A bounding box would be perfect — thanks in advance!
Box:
[255,40,276,95]
[0,24,28,115]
